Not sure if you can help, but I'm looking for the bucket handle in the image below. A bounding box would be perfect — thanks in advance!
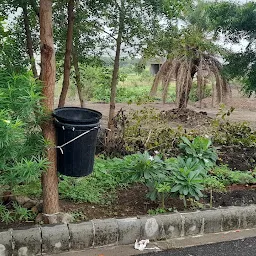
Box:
[56,126,100,154]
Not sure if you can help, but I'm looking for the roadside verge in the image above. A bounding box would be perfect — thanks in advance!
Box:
[1,205,256,255]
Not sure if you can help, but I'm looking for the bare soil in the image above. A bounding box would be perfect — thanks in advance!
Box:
[2,183,256,231]
[64,87,256,128]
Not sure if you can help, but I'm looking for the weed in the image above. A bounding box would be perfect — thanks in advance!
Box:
[148,208,173,215]
[204,176,226,207]
[155,182,171,209]
[179,136,218,169]
[211,165,256,186]
[169,157,205,208]
[70,210,88,222]
[0,204,14,224]
[212,105,256,147]
[13,202,35,221]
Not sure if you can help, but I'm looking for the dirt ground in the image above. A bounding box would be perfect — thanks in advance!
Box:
[59,183,256,223]
[63,87,256,129]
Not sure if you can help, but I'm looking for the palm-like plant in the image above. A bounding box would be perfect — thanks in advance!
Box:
[149,2,230,109]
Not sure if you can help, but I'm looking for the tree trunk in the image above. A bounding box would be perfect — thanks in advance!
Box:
[72,44,84,107]
[178,62,197,109]
[107,0,124,136]
[58,0,75,107]
[40,0,59,215]
[23,3,38,78]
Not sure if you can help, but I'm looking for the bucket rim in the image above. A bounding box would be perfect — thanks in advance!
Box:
[53,107,102,124]
[54,119,100,129]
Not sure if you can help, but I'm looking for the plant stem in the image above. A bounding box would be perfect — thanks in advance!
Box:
[210,188,213,208]
[161,193,165,209]
[183,195,187,208]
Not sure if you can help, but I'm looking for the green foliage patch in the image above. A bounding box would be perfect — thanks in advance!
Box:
[0,71,47,191]
[179,136,218,169]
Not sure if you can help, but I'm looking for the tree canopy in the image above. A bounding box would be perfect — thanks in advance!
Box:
[207,1,256,95]
[148,1,230,108]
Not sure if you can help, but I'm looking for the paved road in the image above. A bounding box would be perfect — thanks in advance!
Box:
[52,229,256,256]
[138,236,256,256]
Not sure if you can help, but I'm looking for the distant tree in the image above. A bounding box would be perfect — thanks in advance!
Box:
[149,1,230,108]
[85,0,188,137]
[54,0,105,107]
[0,0,39,76]
[58,0,75,107]
[207,1,256,95]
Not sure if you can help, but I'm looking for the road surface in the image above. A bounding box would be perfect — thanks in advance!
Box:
[138,236,256,256]
[50,228,256,256]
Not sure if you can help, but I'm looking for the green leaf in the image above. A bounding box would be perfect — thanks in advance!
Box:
[171,184,182,193]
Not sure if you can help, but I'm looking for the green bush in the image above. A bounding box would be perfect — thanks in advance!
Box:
[0,71,47,191]
[212,106,256,147]
[168,157,205,207]
[122,151,167,183]
[68,65,153,104]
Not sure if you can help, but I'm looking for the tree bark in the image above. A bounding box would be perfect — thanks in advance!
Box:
[107,0,124,136]
[22,3,38,78]
[40,0,59,215]
[72,44,84,107]
[58,0,75,107]
[178,62,197,109]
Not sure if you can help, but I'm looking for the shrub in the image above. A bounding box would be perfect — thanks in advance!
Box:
[168,157,206,207]
[204,176,226,208]
[122,151,167,183]
[212,105,256,147]
[0,71,48,191]
[110,107,199,156]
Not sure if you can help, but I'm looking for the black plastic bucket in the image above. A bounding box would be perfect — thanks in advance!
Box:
[53,107,102,177]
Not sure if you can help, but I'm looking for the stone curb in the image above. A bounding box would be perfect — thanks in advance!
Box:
[1,205,256,255]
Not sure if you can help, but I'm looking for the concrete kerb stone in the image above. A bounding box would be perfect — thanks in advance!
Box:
[200,209,222,234]
[220,207,241,232]
[92,218,119,247]
[2,205,256,255]
[69,222,94,250]
[41,224,70,254]
[116,217,141,245]
[12,227,41,256]
[154,213,183,240]
[0,230,12,256]
[240,204,256,229]
[140,216,161,241]
[181,211,204,237]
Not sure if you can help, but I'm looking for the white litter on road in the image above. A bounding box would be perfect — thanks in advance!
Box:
[134,239,161,251]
